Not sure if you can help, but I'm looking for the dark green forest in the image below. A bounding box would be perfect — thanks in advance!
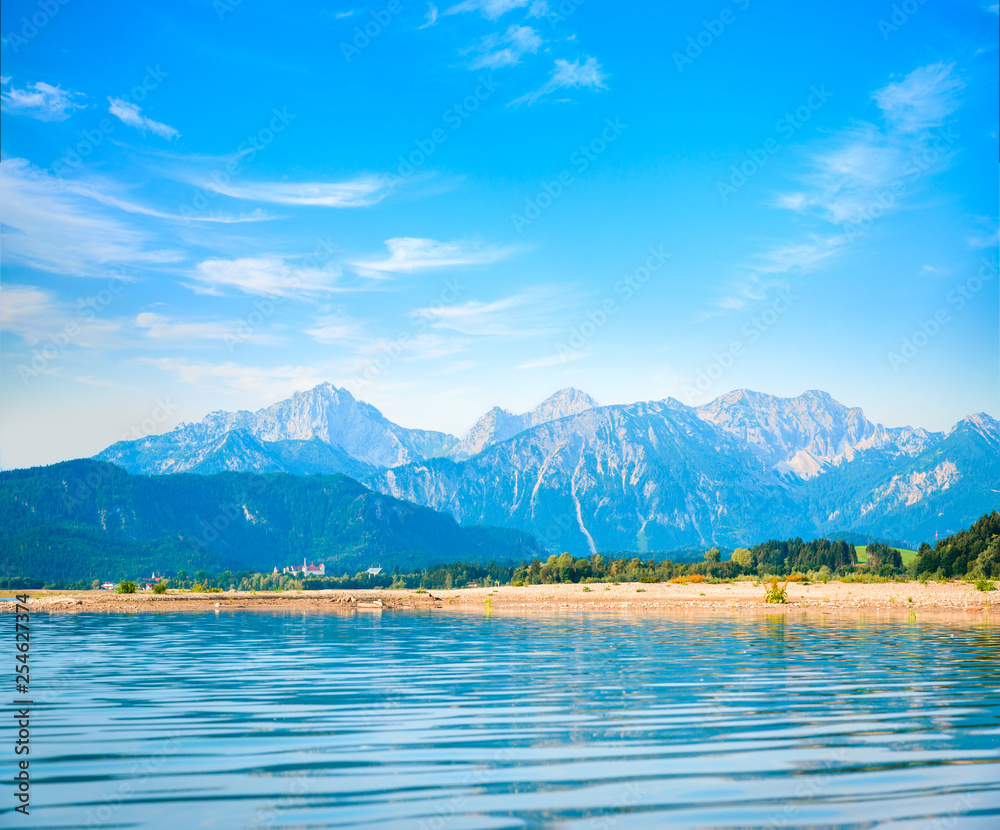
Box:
[0,460,540,585]
[1,458,996,589]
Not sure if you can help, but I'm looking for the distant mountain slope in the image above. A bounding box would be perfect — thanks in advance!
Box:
[803,413,1000,544]
[97,383,457,475]
[87,383,998,553]
[449,388,599,460]
[0,460,541,580]
[375,400,803,555]
[695,389,941,480]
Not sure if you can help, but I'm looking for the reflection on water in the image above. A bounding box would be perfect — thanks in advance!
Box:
[11,611,1000,829]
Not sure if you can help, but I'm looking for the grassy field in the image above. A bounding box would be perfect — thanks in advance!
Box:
[854,545,918,566]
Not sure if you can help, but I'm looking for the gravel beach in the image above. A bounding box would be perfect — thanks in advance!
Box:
[8,580,996,618]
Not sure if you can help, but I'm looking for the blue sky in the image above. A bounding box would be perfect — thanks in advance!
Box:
[1,0,997,469]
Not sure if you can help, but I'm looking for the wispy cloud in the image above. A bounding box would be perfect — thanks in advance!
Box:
[0,158,180,276]
[142,357,333,400]
[1,79,85,121]
[446,0,539,20]
[202,175,391,207]
[350,237,519,274]
[776,62,965,226]
[419,3,439,28]
[357,333,463,362]
[108,97,179,140]
[413,287,564,336]
[135,312,240,343]
[469,25,542,69]
[515,350,590,370]
[510,56,607,106]
[187,256,342,298]
[0,283,121,347]
[750,236,846,275]
[60,178,278,224]
[305,313,368,344]
[873,63,965,133]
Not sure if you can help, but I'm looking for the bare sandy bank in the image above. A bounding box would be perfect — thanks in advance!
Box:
[6,580,997,619]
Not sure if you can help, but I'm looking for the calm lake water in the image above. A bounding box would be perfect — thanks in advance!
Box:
[11,610,1000,829]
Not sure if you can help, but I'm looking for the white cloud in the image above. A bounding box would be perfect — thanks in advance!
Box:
[107,97,179,140]
[0,158,180,276]
[515,350,590,370]
[0,283,121,348]
[305,313,368,344]
[135,312,238,343]
[750,236,846,275]
[142,357,332,400]
[203,176,391,207]
[446,0,538,20]
[414,288,563,336]
[352,332,464,364]
[350,237,519,274]
[60,179,278,224]
[510,56,607,106]
[469,25,542,69]
[776,62,965,226]
[419,3,439,28]
[188,256,342,298]
[1,80,85,121]
[873,63,965,133]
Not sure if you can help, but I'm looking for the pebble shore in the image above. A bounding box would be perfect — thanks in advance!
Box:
[6,580,996,618]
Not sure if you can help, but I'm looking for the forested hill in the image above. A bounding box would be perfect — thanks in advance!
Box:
[0,460,542,582]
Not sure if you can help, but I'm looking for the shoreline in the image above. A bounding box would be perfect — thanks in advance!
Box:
[5,580,996,619]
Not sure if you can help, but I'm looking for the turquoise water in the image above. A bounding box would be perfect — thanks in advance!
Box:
[9,610,1000,829]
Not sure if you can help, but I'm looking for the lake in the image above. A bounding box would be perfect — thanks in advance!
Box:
[11,610,1000,828]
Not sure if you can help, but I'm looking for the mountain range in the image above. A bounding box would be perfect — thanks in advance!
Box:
[92,383,1000,555]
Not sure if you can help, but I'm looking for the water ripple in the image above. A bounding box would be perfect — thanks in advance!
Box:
[8,611,999,829]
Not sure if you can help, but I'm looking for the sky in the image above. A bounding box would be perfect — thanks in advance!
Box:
[0,0,997,469]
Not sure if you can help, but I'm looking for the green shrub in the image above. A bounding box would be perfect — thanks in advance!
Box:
[190,583,205,593]
[582,586,591,592]
[764,578,787,604]
[151,583,167,594]
[974,577,996,592]
[115,581,137,594]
